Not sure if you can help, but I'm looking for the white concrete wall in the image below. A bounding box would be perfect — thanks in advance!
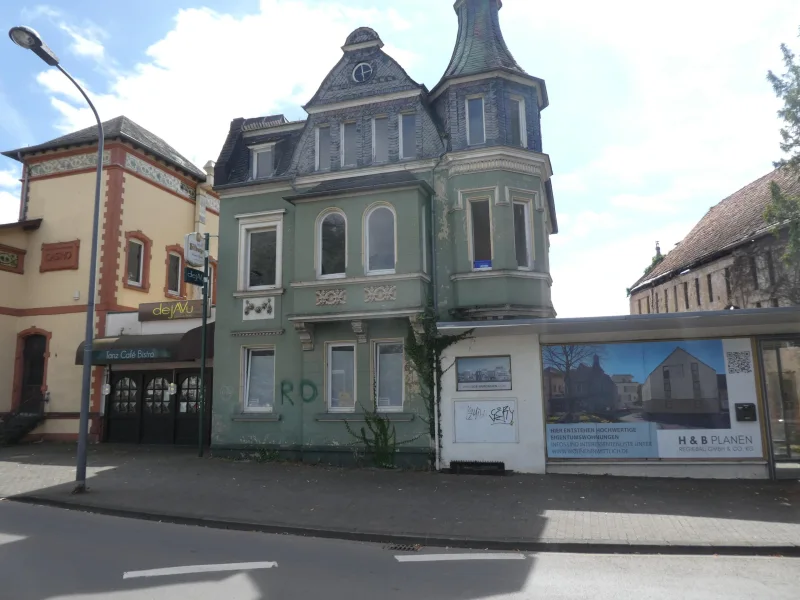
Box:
[105,308,216,336]
[440,333,546,474]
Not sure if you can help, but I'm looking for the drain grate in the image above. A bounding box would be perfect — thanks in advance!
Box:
[385,543,422,552]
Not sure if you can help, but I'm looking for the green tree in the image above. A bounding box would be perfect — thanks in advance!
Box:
[767,37,800,259]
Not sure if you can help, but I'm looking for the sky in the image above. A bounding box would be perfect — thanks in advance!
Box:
[543,339,726,382]
[1,0,798,318]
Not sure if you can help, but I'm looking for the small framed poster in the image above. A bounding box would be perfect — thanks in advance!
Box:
[456,355,512,391]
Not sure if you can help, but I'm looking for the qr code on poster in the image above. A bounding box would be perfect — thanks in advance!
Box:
[726,351,752,374]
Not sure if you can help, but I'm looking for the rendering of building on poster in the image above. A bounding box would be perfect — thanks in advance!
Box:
[542,338,763,459]
[456,356,512,391]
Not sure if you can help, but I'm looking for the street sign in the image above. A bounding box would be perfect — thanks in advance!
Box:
[184,232,205,267]
[184,266,204,286]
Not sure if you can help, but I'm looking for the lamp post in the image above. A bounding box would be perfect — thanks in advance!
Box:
[9,26,103,493]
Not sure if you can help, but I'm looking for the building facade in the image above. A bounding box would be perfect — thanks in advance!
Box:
[0,116,218,442]
[211,0,558,462]
[629,168,800,314]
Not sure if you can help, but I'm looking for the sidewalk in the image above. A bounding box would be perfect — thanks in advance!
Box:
[1,444,798,553]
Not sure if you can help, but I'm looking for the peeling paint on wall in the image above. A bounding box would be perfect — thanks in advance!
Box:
[436,194,451,241]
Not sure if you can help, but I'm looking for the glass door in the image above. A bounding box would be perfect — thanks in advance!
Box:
[761,340,800,462]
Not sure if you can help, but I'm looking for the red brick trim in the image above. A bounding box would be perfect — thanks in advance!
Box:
[0,305,88,317]
[12,327,52,411]
[40,239,80,272]
[164,244,187,299]
[0,242,26,275]
[99,147,126,307]
[123,230,152,293]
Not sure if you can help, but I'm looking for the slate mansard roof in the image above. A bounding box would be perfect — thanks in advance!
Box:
[2,115,206,180]
[630,168,800,291]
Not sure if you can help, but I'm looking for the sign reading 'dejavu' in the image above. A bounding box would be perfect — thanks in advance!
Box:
[138,300,203,322]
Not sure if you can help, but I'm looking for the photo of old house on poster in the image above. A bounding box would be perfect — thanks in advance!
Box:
[456,356,512,391]
[542,338,762,459]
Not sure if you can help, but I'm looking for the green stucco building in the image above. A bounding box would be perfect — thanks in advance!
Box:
[210,0,558,463]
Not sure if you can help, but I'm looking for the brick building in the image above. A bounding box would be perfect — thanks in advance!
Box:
[629,168,800,315]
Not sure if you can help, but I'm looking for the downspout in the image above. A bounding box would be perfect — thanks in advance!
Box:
[17,152,29,221]
[429,147,446,471]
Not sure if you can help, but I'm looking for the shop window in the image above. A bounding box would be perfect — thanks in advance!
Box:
[400,113,416,159]
[318,210,347,278]
[179,375,200,413]
[376,342,404,411]
[144,377,170,414]
[327,343,356,412]
[468,198,492,270]
[244,348,275,412]
[373,117,389,163]
[316,126,331,171]
[365,205,396,274]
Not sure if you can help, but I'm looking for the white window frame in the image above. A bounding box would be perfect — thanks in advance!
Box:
[237,211,284,292]
[465,95,486,146]
[167,251,182,296]
[242,346,276,413]
[316,208,347,280]
[340,121,357,167]
[399,113,416,160]
[374,340,405,413]
[466,197,493,271]
[512,198,533,270]
[326,342,357,413]
[364,203,397,276]
[372,116,389,163]
[421,208,428,274]
[508,95,528,148]
[250,142,276,180]
[315,126,330,172]
[127,238,144,286]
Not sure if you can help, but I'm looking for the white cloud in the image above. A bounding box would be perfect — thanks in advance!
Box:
[0,191,20,225]
[35,1,421,170]
[59,24,105,61]
[0,169,20,189]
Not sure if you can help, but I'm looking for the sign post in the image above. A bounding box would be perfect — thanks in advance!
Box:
[184,231,211,458]
[198,233,210,457]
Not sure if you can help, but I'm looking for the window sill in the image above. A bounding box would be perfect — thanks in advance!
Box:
[232,413,281,422]
[123,281,150,293]
[366,270,396,277]
[315,412,415,422]
[233,288,285,298]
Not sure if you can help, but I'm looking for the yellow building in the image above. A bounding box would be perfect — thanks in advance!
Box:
[0,116,218,442]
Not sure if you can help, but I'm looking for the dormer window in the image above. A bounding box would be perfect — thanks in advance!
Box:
[251,143,275,179]
[466,96,485,145]
[507,96,527,147]
[341,122,357,167]
[400,113,416,159]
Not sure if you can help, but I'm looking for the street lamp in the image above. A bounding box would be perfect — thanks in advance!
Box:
[10,26,103,493]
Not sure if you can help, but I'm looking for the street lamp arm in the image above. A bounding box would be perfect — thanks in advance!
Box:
[55,65,104,136]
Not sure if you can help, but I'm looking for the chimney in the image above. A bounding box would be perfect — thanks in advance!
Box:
[203,160,215,188]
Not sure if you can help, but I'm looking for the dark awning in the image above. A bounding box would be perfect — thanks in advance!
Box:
[75,322,215,365]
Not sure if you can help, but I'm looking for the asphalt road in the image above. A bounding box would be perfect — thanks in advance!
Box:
[0,501,797,600]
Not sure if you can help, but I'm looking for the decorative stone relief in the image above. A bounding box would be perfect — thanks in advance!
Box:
[316,289,347,306]
[293,322,315,351]
[125,154,195,200]
[364,285,397,302]
[28,151,110,177]
[205,194,220,213]
[231,329,285,337]
[243,297,275,320]
[351,320,368,344]
[447,158,542,178]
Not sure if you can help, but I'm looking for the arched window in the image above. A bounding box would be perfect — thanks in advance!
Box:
[365,205,396,274]
[318,211,347,278]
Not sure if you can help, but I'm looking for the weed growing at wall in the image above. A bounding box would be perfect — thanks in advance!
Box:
[405,301,472,466]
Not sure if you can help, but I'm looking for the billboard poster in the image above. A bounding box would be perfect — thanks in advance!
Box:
[542,338,763,459]
[456,356,512,391]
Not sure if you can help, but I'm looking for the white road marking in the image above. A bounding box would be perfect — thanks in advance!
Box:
[395,553,526,562]
[123,561,278,579]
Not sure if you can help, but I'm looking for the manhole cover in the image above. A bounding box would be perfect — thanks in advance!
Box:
[385,543,422,552]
